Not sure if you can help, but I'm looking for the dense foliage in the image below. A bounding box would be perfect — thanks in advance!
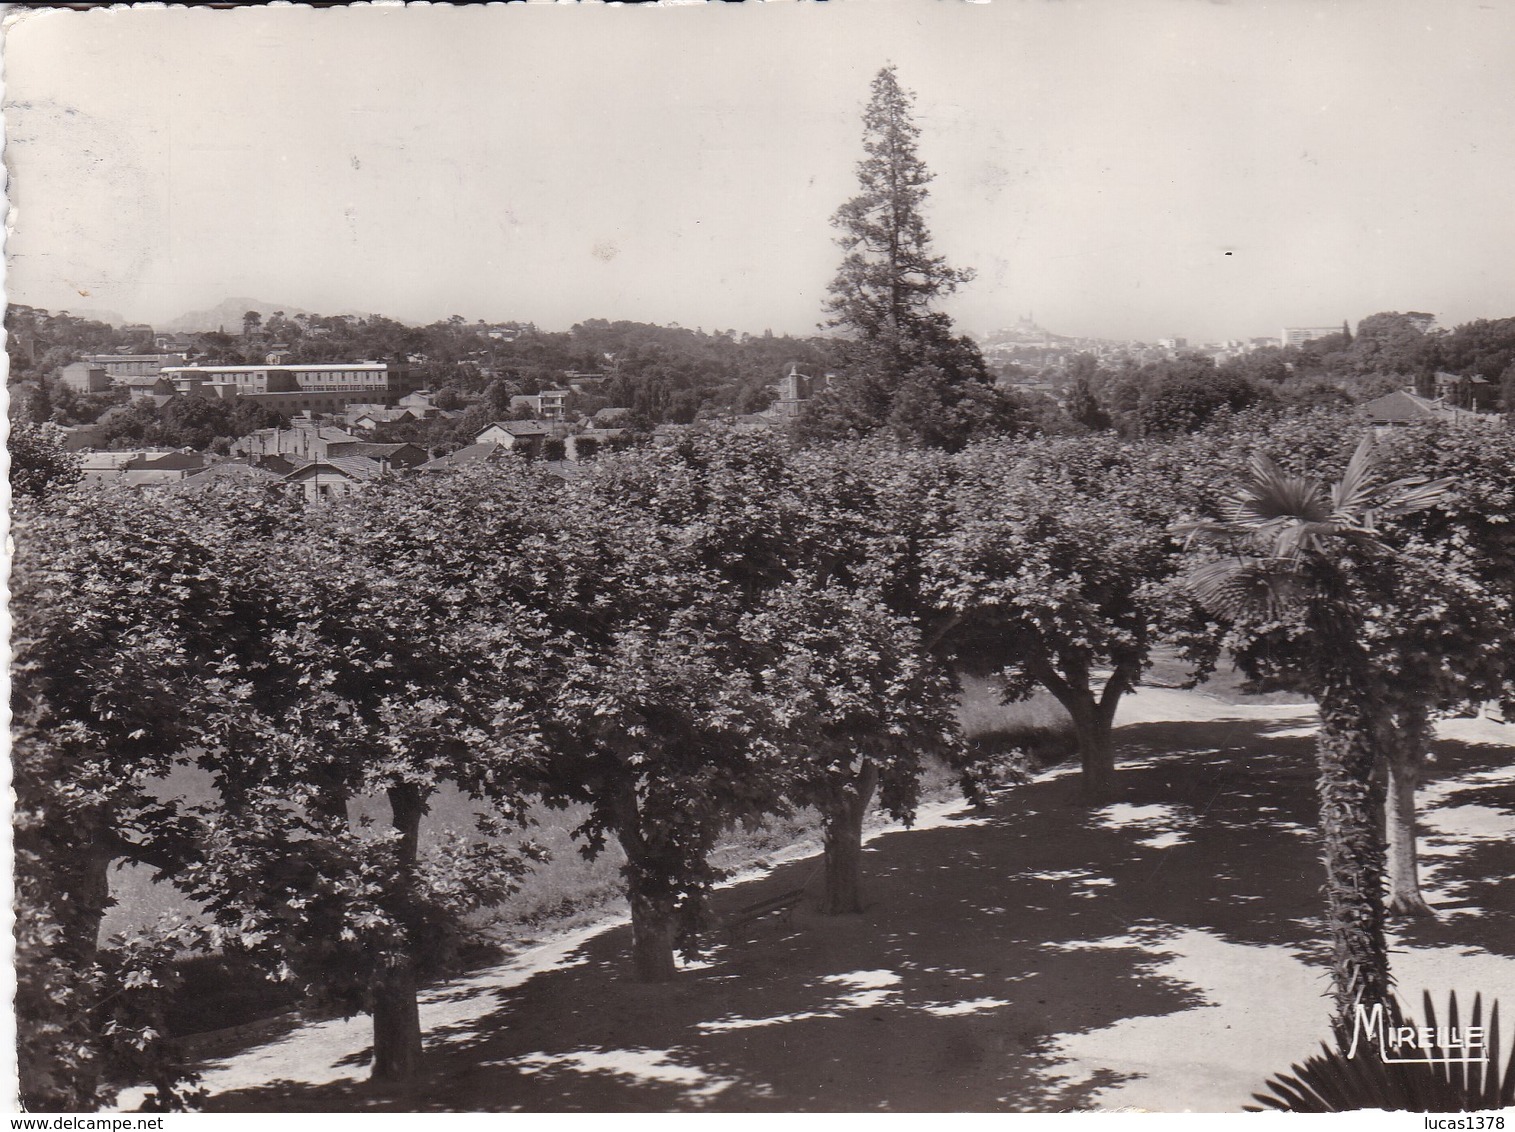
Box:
[12,383,1515,1109]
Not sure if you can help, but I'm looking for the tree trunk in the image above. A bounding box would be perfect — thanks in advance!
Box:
[371,958,422,1083]
[371,783,427,1083]
[1314,684,1391,1043]
[611,781,679,983]
[626,880,679,982]
[1385,703,1434,918]
[55,841,114,970]
[1029,656,1126,802]
[32,834,115,1107]
[1070,706,1117,802]
[821,760,879,915]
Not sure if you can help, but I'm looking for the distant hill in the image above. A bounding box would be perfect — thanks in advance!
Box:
[980,317,1117,350]
[161,298,314,334]
[161,298,389,333]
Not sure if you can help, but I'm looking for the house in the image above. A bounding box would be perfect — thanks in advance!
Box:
[324,441,429,470]
[347,406,418,431]
[281,456,387,501]
[765,363,829,419]
[1433,371,1500,412]
[248,453,298,475]
[84,352,188,379]
[168,374,241,402]
[235,424,362,462]
[176,460,284,491]
[1361,389,1479,427]
[79,449,206,487]
[119,375,179,401]
[474,419,562,458]
[121,451,208,487]
[159,362,402,395]
[397,390,444,414]
[342,401,394,424]
[159,361,420,415]
[508,388,570,420]
[417,440,514,472]
[565,371,608,394]
[57,362,112,394]
[79,451,142,483]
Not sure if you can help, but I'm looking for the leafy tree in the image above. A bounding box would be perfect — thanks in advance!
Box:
[9,484,265,1108]
[29,375,55,424]
[9,420,82,498]
[742,581,959,912]
[1179,438,1449,1038]
[536,440,795,979]
[1349,312,1440,392]
[929,435,1214,799]
[184,468,554,1081]
[1364,421,1515,915]
[1137,355,1273,437]
[1219,346,1294,387]
[432,385,467,411]
[1437,317,1515,384]
[1065,372,1111,431]
[769,438,986,900]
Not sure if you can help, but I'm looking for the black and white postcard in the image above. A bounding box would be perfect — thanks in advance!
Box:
[6,0,1515,1118]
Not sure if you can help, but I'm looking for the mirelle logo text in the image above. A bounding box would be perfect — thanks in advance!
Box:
[1347,1003,1490,1065]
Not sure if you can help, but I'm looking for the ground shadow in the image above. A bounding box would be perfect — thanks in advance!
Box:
[197,715,1513,1112]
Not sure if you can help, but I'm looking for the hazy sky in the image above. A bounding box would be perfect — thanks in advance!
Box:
[5,0,1515,343]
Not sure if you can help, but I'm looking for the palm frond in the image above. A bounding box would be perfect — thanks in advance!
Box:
[1330,436,1381,517]
[1243,453,1332,524]
[1377,476,1455,519]
[1248,991,1515,1112]
[1185,556,1301,621]
[1172,517,1249,547]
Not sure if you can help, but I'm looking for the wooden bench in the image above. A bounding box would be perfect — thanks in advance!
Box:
[716,888,805,943]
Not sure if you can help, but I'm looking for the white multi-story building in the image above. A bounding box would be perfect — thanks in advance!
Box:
[1281,326,1343,349]
[159,362,406,394]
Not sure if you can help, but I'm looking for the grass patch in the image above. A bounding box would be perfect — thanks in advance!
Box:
[957,673,1077,780]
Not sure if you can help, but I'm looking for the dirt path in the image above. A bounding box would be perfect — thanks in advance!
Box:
[118,687,1515,1113]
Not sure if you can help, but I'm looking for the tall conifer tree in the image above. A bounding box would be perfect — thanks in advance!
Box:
[823,65,972,363]
[804,66,1023,450]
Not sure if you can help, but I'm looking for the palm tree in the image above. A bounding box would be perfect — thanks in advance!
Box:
[1178,437,1448,1040]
